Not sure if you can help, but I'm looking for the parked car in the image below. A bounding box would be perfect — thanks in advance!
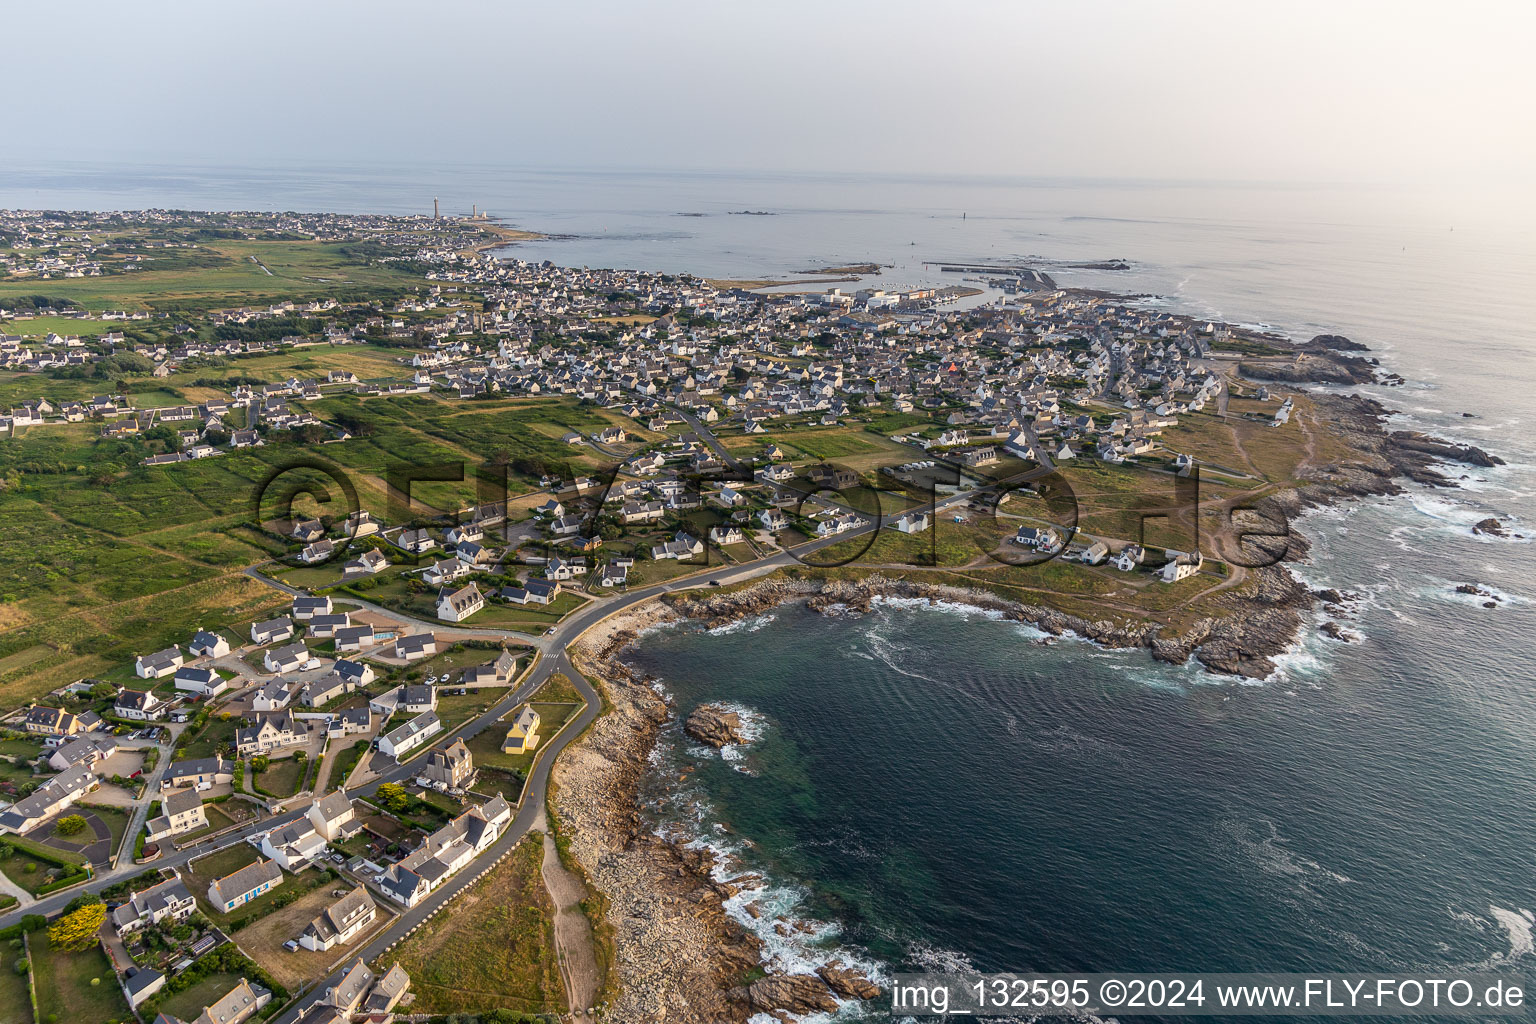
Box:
[283,940,299,952]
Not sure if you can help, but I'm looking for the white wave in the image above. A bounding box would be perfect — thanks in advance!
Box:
[707,611,779,635]
[1417,578,1530,608]
[1489,906,1535,959]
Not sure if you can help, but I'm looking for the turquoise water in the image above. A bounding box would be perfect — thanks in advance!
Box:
[628,513,1536,1007]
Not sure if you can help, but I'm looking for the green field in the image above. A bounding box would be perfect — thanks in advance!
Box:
[30,938,129,1024]
[0,937,30,1024]
[0,239,427,312]
[372,835,561,1014]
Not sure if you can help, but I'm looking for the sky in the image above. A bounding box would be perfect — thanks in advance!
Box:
[10,0,1534,186]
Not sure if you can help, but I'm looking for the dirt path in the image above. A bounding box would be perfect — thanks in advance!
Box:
[534,808,600,1015]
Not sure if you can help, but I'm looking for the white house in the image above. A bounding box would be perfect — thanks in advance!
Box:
[188,631,230,658]
[377,711,441,760]
[135,646,184,679]
[174,665,228,698]
[436,582,484,623]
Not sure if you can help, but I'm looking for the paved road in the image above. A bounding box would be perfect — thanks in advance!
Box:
[12,466,1036,1016]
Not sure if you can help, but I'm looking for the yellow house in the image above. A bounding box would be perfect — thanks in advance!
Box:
[501,706,541,754]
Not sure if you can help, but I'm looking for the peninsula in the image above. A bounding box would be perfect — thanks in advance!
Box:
[0,207,1503,1024]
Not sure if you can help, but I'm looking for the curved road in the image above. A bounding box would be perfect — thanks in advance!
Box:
[5,468,1022,1020]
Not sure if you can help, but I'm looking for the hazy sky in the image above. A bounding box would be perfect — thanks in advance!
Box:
[12,0,1533,185]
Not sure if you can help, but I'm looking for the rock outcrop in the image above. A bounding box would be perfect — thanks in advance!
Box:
[817,964,883,1000]
[729,975,841,1015]
[684,704,745,748]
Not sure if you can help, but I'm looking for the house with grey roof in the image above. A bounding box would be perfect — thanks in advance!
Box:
[298,887,376,952]
[145,788,208,842]
[377,711,441,760]
[206,857,284,912]
[111,876,196,935]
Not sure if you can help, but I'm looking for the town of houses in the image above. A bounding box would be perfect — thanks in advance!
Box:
[0,209,1307,1024]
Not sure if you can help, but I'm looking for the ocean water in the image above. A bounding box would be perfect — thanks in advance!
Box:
[9,161,1536,1015]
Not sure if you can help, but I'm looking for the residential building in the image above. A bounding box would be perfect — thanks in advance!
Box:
[135,646,185,679]
[236,713,305,756]
[162,756,233,792]
[0,764,97,833]
[261,819,327,871]
[377,711,441,760]
[299,887,377,952]
[263,642,312,674]
[369,684,435,716]
[392,633,436,661]
[153,977,270,1024]
[377,795,512,907]
[436,582,485,622]
[114,688,167,721]
[46,734,116,773]
[188,631,230,658]
[111,876,197,934]
[145,788,208,842]
[21,705,86,738]
[251,678,297,712]
[307,790,361,842]
[419,738,473,790]
[208,858,285,912]
[250,617,295,645]
[501,706,540,754]
[174,665,228,698]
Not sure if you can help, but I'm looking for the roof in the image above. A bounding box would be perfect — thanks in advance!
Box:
[384,711,440,747]
[164,788,203,816]
[165,756,231,782]
[329,959,374,1011]
[191,978,267,1024]
[310,789,353,824]
[303,887,374,944]
[395,633,434,654]
[209,858,282,903]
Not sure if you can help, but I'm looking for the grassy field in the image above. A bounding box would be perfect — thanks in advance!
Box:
[154,972,248,1023]
[465,702,580,775]
[252,756,306,799]
[0,839,87,896]
[30,939,128,1024]
[0,938,30,1024]
[372,834,561,1015]
[240,885,386,990]
[0,239,427,312]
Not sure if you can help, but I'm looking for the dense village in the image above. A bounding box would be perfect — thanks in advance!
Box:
[0,208,1327,1024]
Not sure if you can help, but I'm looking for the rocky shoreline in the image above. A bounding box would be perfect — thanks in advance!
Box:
[553,608,884,1023]
[546,329,1508,1022]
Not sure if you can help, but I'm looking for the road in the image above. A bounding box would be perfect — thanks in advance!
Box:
[10,456,1038,1017]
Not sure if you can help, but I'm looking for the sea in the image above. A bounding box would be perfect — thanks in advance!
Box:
[8,162,1536,1019]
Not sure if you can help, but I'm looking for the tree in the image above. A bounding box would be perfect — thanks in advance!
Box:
[250,755,270,773]
[62,892,102,914]
[377,782,410,814]
[47,903,106,952]
[54,815,87,837]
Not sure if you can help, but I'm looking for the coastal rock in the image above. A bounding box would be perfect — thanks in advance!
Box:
[1472,517,1507,536]
[1318,621,1360,642]
[1388,431,1504,469]
[730,975,841,1015]
[1309,333,1369,351]
[1455,583,1499,601]
[817,965,883,1000]
[1240,354,1377,385]
[684,704,746,748]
